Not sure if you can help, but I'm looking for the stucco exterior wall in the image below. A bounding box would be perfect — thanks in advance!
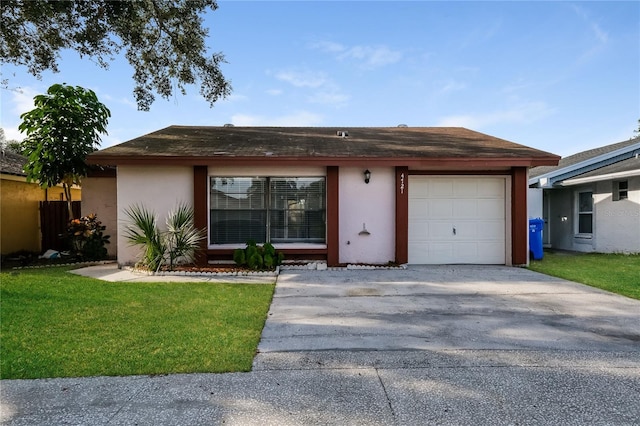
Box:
[545,177,640,253]
[82,176,118,258]
[117,166,193,266]
[528,188,543,219]
[1,176,82,255]
[593,176,640,253]
[338,167,395,264]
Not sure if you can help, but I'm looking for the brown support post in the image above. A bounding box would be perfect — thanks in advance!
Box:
[395,166,409,264]
[193,166,208,267]
[326,166,340,266]
[511,167,528,265]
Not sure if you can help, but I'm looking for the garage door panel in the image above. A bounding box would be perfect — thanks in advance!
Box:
[477,242,506,263]
[477,199,505,218]
[408,199,428,218]
[452,222,477,238]
[410,181,430,197]
[456,242,480,263]
[428,199,453,218]
[409,221,430,240]
[477,221,505,239]
[408,176,506,265]
[426,243,454,264]
[454,180,478,197]
[430,180,454,197]
[453,200,478,218]
[429,221,456,239]
[477,179,505,197]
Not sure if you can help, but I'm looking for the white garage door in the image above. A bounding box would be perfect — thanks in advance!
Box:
[408,176,506,264]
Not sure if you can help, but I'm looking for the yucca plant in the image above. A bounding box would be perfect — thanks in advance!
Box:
[165,203,206,270]
[123,204,165,272]
[124,203,205,272]
[125,203,205,271]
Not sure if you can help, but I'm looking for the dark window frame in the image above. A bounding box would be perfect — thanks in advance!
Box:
[209,176,326,245]
[613,180,628,201]
[576,190,593,235]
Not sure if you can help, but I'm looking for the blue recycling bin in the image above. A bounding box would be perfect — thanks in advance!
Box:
[529,218,544,260]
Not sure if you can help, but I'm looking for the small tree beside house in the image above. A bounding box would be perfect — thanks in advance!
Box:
[18,83,111,219]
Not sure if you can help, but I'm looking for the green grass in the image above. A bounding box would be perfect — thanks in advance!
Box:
[0,266,274,379]
[529,251,640,300]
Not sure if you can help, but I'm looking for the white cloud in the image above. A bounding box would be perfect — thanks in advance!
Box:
[340,45,403,68]
[311,41,346,53]
[0,86,40,141]
[275,70,327,88]
[572,5,608,45]
[437,101,554,128]
[224,93,249,102]
[271,68,349,107]
[571,5,609,61]
[230,111,324,127]
[311,41,403,68]
[266,89,283,96]
[439,79,467,94]
[101,94,138,109]
[308,91,350,106]
[10,86,39,116]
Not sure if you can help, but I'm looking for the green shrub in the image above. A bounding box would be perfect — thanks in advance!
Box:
[233,240,284,271]
[67,214,110,260]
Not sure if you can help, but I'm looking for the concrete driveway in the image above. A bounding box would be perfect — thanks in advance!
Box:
[256,265,640,356]
[2,265,639,425]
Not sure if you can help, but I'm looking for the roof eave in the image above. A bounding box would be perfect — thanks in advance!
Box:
[561,169,640,186]
[86,154,559,168]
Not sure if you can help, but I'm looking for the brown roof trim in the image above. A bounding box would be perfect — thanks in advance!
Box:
[87,155,558,168]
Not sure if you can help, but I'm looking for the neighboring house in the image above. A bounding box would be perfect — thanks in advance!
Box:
[86,126,559,267]
[0,149,81,255]
[529,137,640,254]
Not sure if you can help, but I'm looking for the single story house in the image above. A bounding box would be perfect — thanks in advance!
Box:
[528,137,640,253]
[86,126,559,267]
[0,149,82,255]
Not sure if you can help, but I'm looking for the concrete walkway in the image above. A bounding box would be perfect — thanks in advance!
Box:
[2,266,639,425]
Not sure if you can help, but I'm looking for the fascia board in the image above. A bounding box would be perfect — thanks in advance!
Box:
[561,169,640,186]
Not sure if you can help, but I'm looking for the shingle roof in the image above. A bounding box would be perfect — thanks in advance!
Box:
[529,137,640,179]
[0,150,27,176]
[88,126,559,167]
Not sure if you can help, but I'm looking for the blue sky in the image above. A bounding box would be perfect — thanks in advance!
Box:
[1,1,638,157]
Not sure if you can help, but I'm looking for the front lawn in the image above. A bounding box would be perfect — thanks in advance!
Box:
[529,251,640,300]
[0,266,274,379]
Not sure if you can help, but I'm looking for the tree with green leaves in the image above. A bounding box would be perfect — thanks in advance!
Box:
[0,128,24,154]
[19,83,110,218]
[1,0,231,111]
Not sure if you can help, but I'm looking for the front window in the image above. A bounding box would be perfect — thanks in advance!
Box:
[577,191,593,234]
[209,176,326,245]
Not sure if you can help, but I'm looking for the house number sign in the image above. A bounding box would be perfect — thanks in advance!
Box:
[399,172,405,194]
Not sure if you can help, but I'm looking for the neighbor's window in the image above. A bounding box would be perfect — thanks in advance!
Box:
[613,180,628,201]
[209,177,326,245]
[577,191,593,234]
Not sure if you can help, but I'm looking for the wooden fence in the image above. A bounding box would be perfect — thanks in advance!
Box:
[39,201,81,252]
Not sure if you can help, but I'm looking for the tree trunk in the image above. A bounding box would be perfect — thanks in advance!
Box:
[63,183,75,219]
